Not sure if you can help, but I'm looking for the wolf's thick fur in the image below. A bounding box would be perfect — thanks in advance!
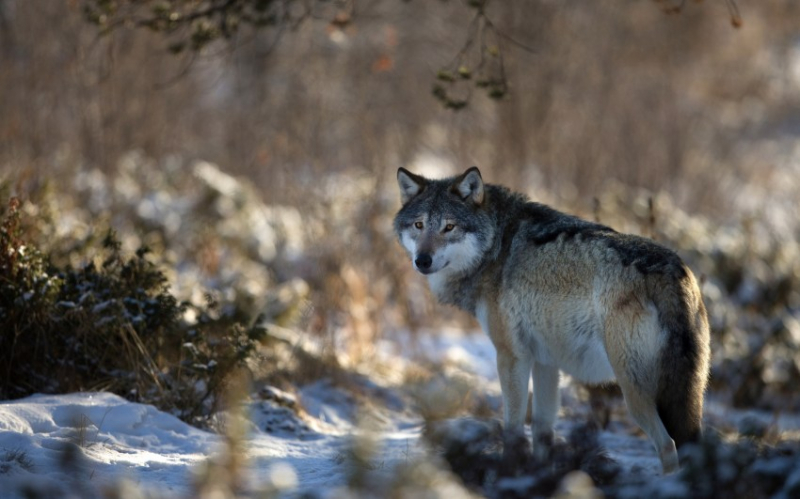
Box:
[394,167,710,473]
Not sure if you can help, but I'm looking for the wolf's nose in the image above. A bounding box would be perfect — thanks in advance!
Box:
[415,253,432,270]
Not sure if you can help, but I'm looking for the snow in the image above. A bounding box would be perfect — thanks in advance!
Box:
[379,327,501,383]
[1,329,799,497]
[0,393,213,496]
[0,388,424,497]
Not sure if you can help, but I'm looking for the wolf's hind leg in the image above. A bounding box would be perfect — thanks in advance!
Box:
[605,292,680,473]
[619,380,678,474]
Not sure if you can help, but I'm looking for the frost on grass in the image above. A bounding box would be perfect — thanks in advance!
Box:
[2,161,800,497]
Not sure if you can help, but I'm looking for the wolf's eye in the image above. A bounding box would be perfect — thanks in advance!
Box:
[443,223,455,233]
[414,221,424,229]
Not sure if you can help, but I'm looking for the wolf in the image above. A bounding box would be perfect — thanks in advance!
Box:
[394,166,710,474]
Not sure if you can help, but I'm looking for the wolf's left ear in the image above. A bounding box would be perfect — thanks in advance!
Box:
[397,167,427,204]
[453,167,484,205]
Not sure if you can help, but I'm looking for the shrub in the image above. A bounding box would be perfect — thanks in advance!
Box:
[0,198,265,426]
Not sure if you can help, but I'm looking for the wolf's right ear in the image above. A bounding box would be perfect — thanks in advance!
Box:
[453,166,484,205]
[397,168,426,204]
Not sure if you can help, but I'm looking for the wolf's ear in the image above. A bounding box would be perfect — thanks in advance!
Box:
[453,167,484,205]
[397,167,426,204]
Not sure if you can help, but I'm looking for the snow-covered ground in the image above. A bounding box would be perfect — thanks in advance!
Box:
[1,329,798,497]
[0,382,423,497]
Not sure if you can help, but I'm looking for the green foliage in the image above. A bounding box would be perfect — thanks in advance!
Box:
[0,198,266,426]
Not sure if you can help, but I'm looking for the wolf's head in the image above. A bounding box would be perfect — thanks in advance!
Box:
[393,167,495,277]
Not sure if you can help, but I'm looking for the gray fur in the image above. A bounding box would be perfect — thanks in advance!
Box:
[394,166,711,474]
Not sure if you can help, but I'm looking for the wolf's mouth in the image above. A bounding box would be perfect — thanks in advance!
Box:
[417,261,449,275]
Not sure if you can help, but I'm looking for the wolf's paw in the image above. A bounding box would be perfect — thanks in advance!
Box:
[501,427,532,469]
[532,428,554,461]
[659,439,679,474]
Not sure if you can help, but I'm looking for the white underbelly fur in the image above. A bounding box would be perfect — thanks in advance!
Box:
[543,331,616,384]
[476,300,616,384]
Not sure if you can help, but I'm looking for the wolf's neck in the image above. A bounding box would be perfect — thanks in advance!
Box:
[427,272,451,301]
[426,267,483,311]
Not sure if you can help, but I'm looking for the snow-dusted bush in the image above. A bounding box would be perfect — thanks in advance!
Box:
[0,198,266,425]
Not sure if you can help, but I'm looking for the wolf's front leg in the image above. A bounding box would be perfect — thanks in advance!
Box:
[497,350,532,467]
[531,362,560,458]
[496,350,532,433]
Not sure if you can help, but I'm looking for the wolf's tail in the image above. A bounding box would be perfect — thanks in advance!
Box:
[653,270,710,448]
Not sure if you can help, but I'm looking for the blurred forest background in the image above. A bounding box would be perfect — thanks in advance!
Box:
[2,0,800,427]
